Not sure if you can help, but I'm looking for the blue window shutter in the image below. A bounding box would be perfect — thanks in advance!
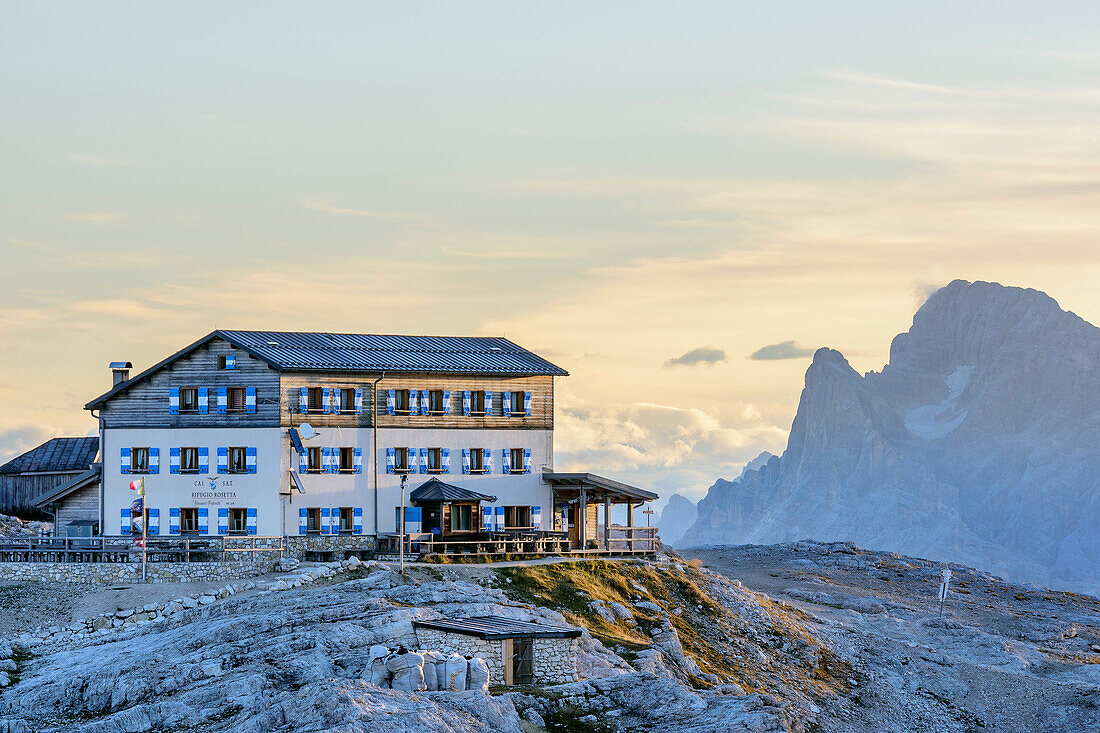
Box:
[216,387,227,414]
[484,391,493,416]
[502,448,511,474]
[198,447,209,473]
[462,448,470,474]
[169,447,180,474]
[354,388,364,415]
[386,389,395,415]
[441,448,450,473]
[148,508,159,536]
[246,387,256,413]
[198,507,208,534]
[483,448,492,473]
[409,390,418,415]
[330,507,340,535]
[322,387,332,414]
[408,447,417,474]
[169,507,180,534]
[462,391,471,416]
[405,506,422,533]
[353,507,363,534]
[246,446,257,473]
[217,447,228,474]
[354,447,363,474]
[421,390,430,416]
[419,448,428,474]
[298,507,307,535]
[169,388,180,415]
[299,449,308,473]
[482,506,492,531]
[120,447,131,474]
[246,507,257,535]
[502,391,511,415]
[225,354,236,369]
[524,391,532,416]
[198,387,209,414]
[523,448,532,474]
[494,506,505,531]
[442,390,451,415]
[531,505,541,529]
[299,387,308,414]
[386,448,395,474]
[121,507,130,534]
[148,448,160,475]
[320,507,331,534]
[217,508,228,535]
[321,447,330,473]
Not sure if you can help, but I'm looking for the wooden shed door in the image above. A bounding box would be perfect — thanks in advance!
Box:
[512,639,534,685]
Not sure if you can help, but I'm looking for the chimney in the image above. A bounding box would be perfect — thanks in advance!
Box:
[109,361,133,386]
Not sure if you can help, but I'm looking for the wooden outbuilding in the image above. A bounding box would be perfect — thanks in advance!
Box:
[0,437,99,518]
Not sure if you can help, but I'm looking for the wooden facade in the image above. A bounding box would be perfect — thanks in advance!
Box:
[0,473,81,518]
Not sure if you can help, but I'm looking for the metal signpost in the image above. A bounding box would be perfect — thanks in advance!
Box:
[938,567,952,616]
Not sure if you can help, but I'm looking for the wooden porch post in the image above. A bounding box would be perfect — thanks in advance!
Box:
[577,487,586,551]
[603,496,610,551]
[627,503,634,551]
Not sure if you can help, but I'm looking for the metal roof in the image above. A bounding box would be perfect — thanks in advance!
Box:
[413,616,582,640]
[220,330,568,376]
[410,478,497,503]
[541,470,659,501]
[0,438,99,476]
[34,466,101,508]
[86,329,568,409]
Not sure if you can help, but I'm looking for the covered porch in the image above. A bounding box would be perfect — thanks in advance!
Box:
[542,470,659,555]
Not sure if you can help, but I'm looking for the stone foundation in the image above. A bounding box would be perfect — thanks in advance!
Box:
[0,560,277,585]
[285,535,376,559]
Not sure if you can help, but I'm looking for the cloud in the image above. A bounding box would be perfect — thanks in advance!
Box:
[67,212,121,224]
[0,424,57,466]
[300,198,411,219]
[748,341,816,361]
[664,346,727,368]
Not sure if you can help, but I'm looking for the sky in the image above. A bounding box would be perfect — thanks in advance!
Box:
[2,2,1100,506]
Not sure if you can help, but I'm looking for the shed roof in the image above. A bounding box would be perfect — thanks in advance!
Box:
[413,616,582,640]
[541,470,658,501]
[34,466,101,508]
[0,438,99,476]
[87,329,567,409]
[410,478,496,503]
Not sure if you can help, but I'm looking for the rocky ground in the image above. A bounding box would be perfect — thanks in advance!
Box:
[0,544,1096,732]
[0,514,50,538]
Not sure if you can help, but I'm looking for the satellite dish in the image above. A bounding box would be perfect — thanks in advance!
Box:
[299,423,315,440]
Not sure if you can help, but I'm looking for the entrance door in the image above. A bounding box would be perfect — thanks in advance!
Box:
[512,638,534,685]
[423,505,441,534]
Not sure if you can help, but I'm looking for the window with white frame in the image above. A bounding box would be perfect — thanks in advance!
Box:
[131,447,150,474]
[180,447,199,473]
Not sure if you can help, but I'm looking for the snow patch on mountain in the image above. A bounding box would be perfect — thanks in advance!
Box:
[904,365,973,440]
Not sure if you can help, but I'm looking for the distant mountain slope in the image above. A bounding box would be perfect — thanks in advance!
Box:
[656,493,697,546]
[687,280,1100,593]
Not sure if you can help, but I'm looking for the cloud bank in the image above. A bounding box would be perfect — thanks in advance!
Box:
[748,341,816,361]
[665,346,728,368]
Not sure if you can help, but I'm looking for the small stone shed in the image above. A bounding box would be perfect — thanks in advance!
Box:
[413,616,581,686]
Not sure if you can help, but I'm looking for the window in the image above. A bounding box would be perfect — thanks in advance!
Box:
[180,507,199,534]
[217,354,236,370]
[504,506,531,529]
[307,387,324,412]
[509,448,525,474]
[338,507,354,533]
[179,388,199,412]
[469,448,485,473]
[130,508,151,535]
[228,508,247,534]
[426,447,442,473]
[336,388,355,414]
[131,447,150,474]
[307,446,323,473]
[306,507,322,533]
[428,390,444,414]
[450,505,472,532]
[339,447,355,472]
[180,447,199,473]
[510,390,525,416]
[394,389,411,414]
[470,390,487,415]
[228,447,247,474]
[227,387,246,412]
[394,447,410,473]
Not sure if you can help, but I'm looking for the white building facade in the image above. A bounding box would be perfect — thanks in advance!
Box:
[85,331,569,544]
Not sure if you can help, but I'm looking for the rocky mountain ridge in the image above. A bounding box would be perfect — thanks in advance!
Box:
[687,280,1100,593]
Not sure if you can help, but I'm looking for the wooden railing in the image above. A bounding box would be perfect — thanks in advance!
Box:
[0,535,285,564]
[377,527,659,559]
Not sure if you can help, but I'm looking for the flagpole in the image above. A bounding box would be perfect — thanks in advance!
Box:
[141,477,147,583]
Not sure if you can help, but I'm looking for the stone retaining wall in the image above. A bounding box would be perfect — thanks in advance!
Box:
[0,560,278,585]
[413,628,579,685]
[285,535,376,558]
